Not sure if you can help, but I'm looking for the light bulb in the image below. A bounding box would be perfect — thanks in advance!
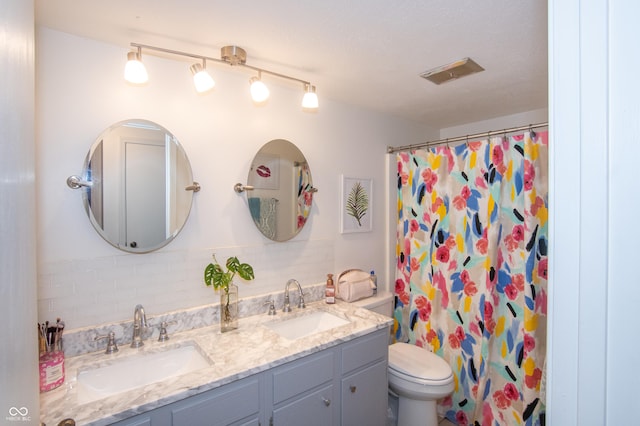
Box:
[249,76,270,103]
[124,51,148,84]
[302,84,319,109]
[190,63,215,93]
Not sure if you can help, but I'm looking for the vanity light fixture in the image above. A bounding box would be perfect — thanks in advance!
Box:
[249,71,270,103]
[301,84,319,109]
[190,59,215,93]
[124,46,148,84]
[124,43,318,111]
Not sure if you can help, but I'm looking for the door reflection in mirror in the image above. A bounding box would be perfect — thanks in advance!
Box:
[80,120,196,253]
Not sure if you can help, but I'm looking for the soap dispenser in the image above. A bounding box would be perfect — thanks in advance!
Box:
[325,274,335,304]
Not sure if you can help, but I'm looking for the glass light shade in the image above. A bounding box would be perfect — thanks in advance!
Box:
[190,63,215,93]
[249,77,270,103]
[301,85,319,109]
[124,52,148,84]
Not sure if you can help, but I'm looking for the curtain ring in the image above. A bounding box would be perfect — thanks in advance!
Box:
[529,124,537,139]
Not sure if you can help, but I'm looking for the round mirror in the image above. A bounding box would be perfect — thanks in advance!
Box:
[75,119,198,253]
[245,139,314,241]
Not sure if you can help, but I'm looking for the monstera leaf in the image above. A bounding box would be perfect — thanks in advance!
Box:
[204,255,254,292]
[346,182,369,226]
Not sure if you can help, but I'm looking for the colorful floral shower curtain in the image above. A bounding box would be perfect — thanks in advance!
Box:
[394,131,548,426]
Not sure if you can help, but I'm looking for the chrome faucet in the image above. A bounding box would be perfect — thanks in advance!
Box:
[131,304,148,348]
[283,279,306,312]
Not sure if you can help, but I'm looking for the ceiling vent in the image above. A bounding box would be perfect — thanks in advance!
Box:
[420,57,484,85]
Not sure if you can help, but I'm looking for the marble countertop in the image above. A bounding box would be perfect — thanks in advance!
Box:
[40,300,392,426]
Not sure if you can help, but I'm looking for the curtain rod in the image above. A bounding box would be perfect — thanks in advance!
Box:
[386,122,548,154]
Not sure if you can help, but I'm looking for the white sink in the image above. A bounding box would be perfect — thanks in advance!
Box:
[76,343,211,403]
[264,310,350,340]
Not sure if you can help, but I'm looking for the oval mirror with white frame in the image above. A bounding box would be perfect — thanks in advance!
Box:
[68,119,199,253]
[241,139,315,241]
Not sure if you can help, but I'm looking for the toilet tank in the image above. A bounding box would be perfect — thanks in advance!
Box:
[352,291,394,317]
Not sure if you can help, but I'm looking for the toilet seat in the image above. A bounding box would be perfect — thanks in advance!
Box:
[389,366,453,387]
[388,343,453,386]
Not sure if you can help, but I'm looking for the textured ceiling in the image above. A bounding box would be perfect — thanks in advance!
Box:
[35,0,548,128]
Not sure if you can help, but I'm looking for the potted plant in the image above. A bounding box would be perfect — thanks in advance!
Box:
[204,254,255,332]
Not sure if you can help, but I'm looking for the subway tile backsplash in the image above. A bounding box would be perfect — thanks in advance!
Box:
[38,239,334,330]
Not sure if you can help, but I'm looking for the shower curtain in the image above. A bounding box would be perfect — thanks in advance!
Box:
[394,131,547,426]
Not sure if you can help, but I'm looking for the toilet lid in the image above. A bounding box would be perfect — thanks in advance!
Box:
[388,343,453,381]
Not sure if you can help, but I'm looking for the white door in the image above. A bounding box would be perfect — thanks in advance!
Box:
[124,141,166,249]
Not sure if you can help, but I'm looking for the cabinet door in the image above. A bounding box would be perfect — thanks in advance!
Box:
[341,360,388,426]
[170,377,261,426]
[272,385,334,426]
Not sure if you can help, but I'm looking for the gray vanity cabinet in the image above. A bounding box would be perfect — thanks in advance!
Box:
[341,329,389,426]
[111,328,388,426]
[111,375,261,426]
[169,376,261,425]
[271,350,338,425]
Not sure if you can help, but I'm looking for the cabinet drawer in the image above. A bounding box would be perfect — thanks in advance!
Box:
[342,329,388,374]
[171,377,260,426]
[111,415,154,426]
[273,385,334,426]
[273,351,334,404]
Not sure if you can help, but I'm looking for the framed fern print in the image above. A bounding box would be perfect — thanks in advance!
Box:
[340,175,372,233]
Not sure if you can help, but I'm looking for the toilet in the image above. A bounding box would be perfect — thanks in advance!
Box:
[354,292,454,426]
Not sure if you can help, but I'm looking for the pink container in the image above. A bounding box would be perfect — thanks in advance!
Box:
[39,351,65,392]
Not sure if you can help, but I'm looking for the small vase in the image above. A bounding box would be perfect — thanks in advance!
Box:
[220,283,239,332]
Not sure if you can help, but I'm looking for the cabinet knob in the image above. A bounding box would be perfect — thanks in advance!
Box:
[322,397,331,407]
[350,385,357,393]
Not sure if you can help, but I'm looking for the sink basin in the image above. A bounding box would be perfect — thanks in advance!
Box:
[264,310,350,340]
[76,343,211,403]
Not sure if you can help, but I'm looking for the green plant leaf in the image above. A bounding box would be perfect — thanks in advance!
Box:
[226,256,240,273]
[346,181,369,226]
[204,263,215,287]
[237,263,255,281]
[204,254,255,291]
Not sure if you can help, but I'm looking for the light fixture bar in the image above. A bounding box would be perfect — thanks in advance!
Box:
[130,42,312,88]
[241,63,310,86]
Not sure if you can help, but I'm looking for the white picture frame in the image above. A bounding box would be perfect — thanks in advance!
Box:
[340,175,372,233]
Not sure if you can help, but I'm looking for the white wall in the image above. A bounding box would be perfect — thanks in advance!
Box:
[36,28,437,329]
[548,0,640,424]
[1,0,39,421]
[439,108,548,139]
